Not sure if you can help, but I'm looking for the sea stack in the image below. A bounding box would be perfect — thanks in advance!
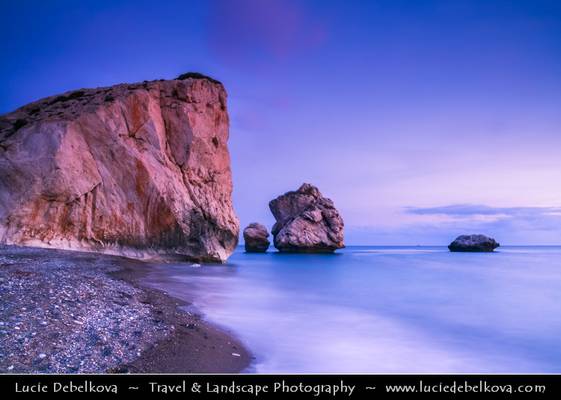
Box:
[448,234,500,252]
[269,183,344,252]
[243,223,270,253]
[0,73,239,262]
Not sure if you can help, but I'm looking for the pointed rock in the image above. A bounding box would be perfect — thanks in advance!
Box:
[269,183,344,252]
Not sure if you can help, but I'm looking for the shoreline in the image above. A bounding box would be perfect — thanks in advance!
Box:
[111,258,252,373]
[0,245,251,373]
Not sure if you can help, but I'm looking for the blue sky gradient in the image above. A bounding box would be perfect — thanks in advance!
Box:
[2,0,561,244]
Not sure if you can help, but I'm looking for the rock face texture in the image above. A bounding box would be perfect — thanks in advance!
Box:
[448,234,500,252]
[269,183,344,252]
[243,223,270,253]
[0,74,239,262]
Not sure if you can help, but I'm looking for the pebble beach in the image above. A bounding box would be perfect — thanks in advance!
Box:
[0,245,250,373]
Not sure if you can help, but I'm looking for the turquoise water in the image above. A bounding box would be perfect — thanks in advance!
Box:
[143,246,561,373]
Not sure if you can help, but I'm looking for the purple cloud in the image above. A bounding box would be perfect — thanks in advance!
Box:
[206,0,328,64]
[407,205,561,219]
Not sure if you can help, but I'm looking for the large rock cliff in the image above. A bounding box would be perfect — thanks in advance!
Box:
[0,74,239,262]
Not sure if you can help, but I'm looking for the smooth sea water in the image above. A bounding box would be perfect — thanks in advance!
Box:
[143,246,561,373]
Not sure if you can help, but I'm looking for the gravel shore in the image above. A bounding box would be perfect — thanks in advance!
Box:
[0,245,250,373]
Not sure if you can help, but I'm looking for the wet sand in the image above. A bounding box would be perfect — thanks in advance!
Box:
[113,260,251,373]
[0,245,251,373]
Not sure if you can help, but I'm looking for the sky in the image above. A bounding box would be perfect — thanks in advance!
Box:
[1,0,561,245]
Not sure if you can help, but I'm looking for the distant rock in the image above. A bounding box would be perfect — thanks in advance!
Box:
[448,234,500,252]
[269,183,344,252]
[0,74,239,262]
[243,223,270,253]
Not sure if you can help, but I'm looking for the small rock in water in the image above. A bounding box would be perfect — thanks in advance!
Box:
[448,234,500,252]
[190,263,201,268]
[243,223,270,253]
